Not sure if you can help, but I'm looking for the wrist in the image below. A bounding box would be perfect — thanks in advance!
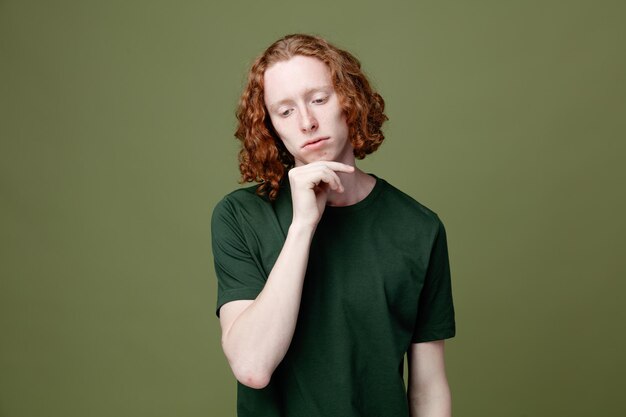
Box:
[288,220,317,237]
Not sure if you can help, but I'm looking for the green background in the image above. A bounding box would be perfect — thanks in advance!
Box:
[1,0,625,416]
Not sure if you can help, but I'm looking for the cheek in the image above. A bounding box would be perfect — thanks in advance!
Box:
[269,117,287,139]
[269,118,297,149]
[331,103,348,125]
[340,112,348,125]
[336,112,349,133]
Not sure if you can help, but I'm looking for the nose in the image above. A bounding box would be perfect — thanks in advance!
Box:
[299,107,318,133]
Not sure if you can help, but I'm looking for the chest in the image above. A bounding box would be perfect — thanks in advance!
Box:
[301,214,432,332]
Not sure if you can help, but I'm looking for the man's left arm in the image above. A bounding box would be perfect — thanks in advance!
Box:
[407,340,451,417]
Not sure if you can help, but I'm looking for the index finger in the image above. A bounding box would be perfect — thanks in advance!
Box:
[309,161,355,173]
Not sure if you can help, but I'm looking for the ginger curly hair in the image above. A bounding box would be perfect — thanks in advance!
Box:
[235,33,388,200]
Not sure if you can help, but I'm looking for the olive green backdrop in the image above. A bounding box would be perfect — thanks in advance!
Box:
[1,0,624,416]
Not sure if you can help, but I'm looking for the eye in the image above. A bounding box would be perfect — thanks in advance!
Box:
[279,108,293,117]
[312,96,328,104]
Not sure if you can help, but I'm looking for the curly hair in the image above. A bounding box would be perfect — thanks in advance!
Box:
[235,33,388,200]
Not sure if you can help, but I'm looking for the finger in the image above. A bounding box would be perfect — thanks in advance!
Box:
[307,161,355,173]
[290,164,347,191]
[314,169,340,191]
[319,168,343,191]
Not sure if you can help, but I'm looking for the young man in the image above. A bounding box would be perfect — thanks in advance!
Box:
[211,34,456,417]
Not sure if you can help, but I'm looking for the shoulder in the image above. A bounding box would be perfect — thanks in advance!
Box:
[377,177,444,230]
[211,181,291,234]
[220,183,267,205]
[211,184,263,226]
[213,184,269,215]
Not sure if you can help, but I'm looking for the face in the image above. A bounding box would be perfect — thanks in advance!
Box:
[263,55,353,167]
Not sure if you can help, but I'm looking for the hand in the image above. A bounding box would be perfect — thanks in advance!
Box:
[288,161,355,228]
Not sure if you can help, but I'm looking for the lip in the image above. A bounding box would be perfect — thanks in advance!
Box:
[302,136,330,149]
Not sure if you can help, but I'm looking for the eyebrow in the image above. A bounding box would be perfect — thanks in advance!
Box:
[267,85,333,112]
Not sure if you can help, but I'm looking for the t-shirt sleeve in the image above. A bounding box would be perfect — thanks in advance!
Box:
[211,196,266,317]
[412,217,456,343]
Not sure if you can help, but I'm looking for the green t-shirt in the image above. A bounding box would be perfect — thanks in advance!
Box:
[211,174,456,417]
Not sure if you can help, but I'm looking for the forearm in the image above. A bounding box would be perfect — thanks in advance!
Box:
[408,376,451,417]
[407,340,452,417]
[221,221,315,388]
